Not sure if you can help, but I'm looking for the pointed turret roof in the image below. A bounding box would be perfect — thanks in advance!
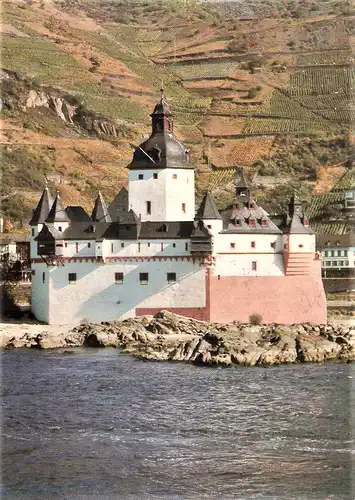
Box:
[45,192,70,223]
[150,85,172,117]
[235,168,251,198]
[196,192,221,219]
[29,186,54,225]
[190,219,212,239]
[91,191,111,222]
[287,194,313,234]
[108,187,129,221]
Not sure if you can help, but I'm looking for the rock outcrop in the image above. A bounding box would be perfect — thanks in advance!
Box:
[1,68,132,139]
[1,311,354,366]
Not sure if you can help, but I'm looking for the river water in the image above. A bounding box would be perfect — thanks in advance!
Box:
[2,348,354,499]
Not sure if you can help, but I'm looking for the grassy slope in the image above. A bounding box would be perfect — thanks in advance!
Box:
[1,0,353,225]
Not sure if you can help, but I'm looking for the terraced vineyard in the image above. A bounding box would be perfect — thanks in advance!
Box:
[166,61,239,80]
[307,191,344,218]
[261,91,322,120]
[209,168,237,187]
[2,37,89,86]
[297,50,352,66]
[332,168,355,191]
[243,118,336,134]
[287,67,353,96]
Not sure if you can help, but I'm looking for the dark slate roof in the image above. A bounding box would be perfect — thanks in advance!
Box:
[138,221,194,239]
[317,233,355,248]
[35,224,63,241]
[127,132,193,170]
[91,192,111,222]
[29,187,54,225]
[190,220,212,239]
[46,193,70,223]
[196,192,221,219]
[65,206,91,222]
[286,194,313,234]
[108,187,129,221]
[235,167,249,189]
[220,199,282,234]
[150,93,172,117]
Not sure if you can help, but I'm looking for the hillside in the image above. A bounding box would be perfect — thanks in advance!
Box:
[1,0,354,224]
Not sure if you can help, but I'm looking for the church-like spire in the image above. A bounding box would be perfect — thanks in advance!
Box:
[196,192,221,219]
[30,184,54,225]
[235,167,250,198]
[91,191,111,222]
[150,85,173,134]
[46,191,70,223]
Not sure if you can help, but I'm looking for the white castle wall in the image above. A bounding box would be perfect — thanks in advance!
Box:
[212,234,284,276]
[286,234,315,253]
[31,262,49,323]
[45,259,205,324]
[128,168,195,221]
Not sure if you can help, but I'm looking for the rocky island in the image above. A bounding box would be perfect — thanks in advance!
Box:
[2,311,354,366]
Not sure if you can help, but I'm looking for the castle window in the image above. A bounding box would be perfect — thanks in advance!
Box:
[68,273,77,284]
[88,242,91,248]
[251,241,256,248]
[249,219,255,227]
[252,261,257,271]
[271,242,276,249]
[140,272,149,284]
[207,225,212,229]
[138,242,141,253]
[323,250,328,257]
[115,272,124,284]
[58,226,62,232]
[161,242,164,251]
[235,219,241,227]
[75,242,79,253]
[31,228,35,237]
[218,275,220,280]
[111,243,114,253]
[153,173,158,179]
[261,219,268,227]
[299,244,304,248]
[146,201,151,215]
[167,272,176,283]
[138,174,144,180]
[344,250,348,257]
[65,243,68,248]
[42,272,45,283]
[173,243,176,248]
[185,242,188,251]
[173,174,177,179]
[230,243,235,249]
[32,270,35,276]
[121,243,124,248]
[182,203,186,213]
[147,242,151,247]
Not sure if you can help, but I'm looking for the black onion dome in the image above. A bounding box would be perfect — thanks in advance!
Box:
[128,132,193,170]
[150,98,172,116]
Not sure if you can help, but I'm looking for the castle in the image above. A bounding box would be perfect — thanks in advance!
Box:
[30,90,327,325]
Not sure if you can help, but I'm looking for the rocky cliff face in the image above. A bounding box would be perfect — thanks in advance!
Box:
[1,69,132,139]
[2,311,354,366]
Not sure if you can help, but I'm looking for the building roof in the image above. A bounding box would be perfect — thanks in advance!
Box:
[128,133,193,171]
[127,91,193,171]
[65,206,91,222]
[29,186,54,225]
[108,187,129,221]
[91,192,111,223]
[196,192,221,219]
[286,194,313,234]
[190,220,212,239]
[317,233,355,248]
[46,193,70,223]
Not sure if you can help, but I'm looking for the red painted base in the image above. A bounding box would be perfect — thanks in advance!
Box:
[208,274,327,324]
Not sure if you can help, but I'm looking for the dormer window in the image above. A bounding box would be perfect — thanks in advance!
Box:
[235,219,241,227]
[261,219,268,227]
[304,219,309,227]
[249,218,256,227]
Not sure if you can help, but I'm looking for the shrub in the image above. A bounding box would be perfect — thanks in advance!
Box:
[249,313,262,325]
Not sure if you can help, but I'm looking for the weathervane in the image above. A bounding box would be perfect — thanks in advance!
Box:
[160,80,164,101]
